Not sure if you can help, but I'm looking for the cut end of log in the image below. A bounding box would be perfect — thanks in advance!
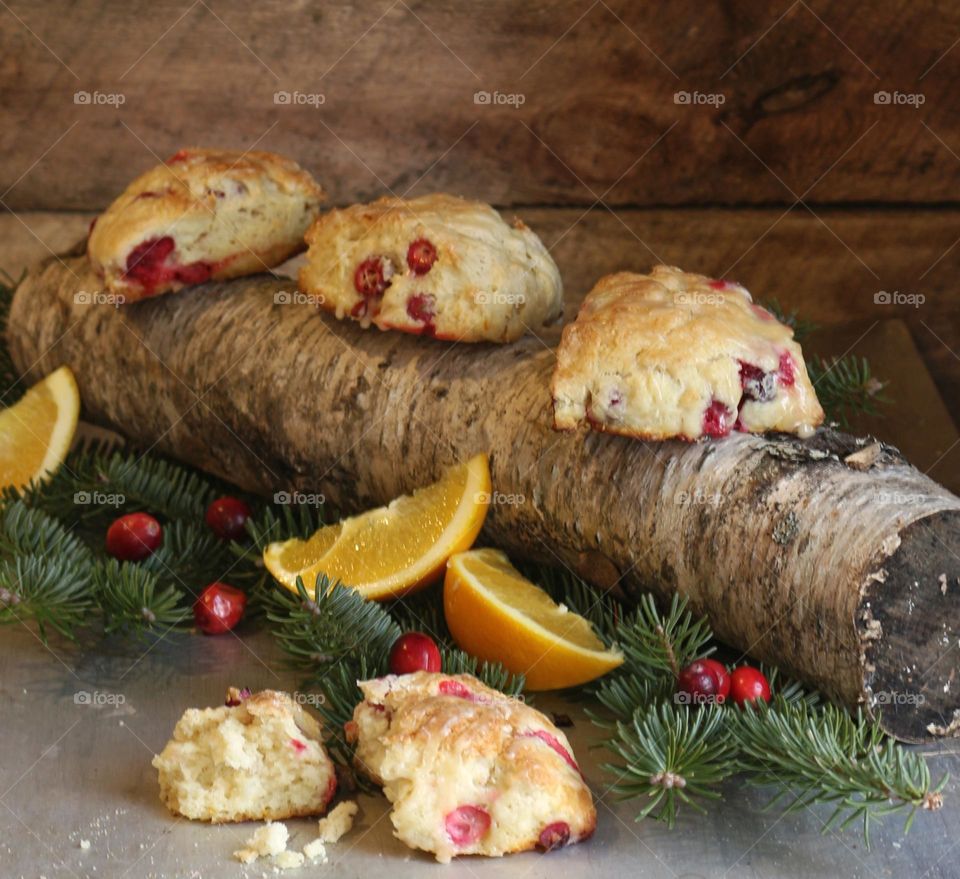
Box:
[861,509,960,743]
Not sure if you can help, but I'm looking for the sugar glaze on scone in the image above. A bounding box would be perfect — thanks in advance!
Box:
[298,194,562,342]
[346,672,595,863]
[152,687,336,823]
[88,148,324,302]
[551,266,824,440]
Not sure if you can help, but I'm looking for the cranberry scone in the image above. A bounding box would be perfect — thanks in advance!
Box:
[298,194,562,342]
[88,148,324,302]
[551,266,824,440]
[346,672,595,863]
[152,687,337,822]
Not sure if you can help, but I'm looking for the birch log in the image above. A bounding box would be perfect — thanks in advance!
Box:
[8,249,960,743]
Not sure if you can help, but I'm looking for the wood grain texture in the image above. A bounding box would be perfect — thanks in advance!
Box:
[2,1,960,209]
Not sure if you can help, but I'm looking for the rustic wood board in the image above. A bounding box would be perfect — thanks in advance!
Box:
[3,1,960,209]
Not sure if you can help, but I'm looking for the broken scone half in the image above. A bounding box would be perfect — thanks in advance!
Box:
[551,266,824,440]
[346,672,595,863]
[88,148,324,302]
[152,687,337,822]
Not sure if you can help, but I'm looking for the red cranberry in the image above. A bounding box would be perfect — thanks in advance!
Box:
[444,805,490,846]
[406,293,436,327]
[677,660,721,705]
[106,512,163,561]
[538,822,570,852]
[524,730,580,774]
[751,303,776,322]
[389,632,442,675]
[167,149,192,163]
[125,236,175,288]
[777,351,796,386]
[438,679,475,700]
[173,261,214,286]
[193,582,247,635]
[701,400,733,438]
[205,496,252,541]
[290,738,307,753]
[700,659,730,703]
[353,257,390,298]
[739,361,777,403]
[730,665,771,707]
[708,278,731,290]
[406,238,437,275]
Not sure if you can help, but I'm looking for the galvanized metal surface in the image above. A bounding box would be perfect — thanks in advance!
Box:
[1,624,958,879]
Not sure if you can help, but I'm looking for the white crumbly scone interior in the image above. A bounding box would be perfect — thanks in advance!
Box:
[88,148,324,301]
[298,193,562,342]
[152,688,337,823]
[347,672,595,864]
[551,266,824,440]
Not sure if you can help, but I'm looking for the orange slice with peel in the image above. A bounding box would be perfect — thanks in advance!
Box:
[444,548,624,690]
[264,454,491,601]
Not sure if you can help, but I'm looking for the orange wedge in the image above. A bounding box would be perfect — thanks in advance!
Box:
[444,548,624,690]
[0,365,79,491]
[264,454,491,600]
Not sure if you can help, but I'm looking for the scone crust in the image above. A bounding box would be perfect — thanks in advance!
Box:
[152,688,337,823]
[348,672,595,863]
[88,148,324,301]
[551,266,824,440]
[298,194,562,343]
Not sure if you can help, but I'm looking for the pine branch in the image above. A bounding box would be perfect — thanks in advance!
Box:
[602,701,739,828]
[729,698,946,844]
[0,501,95,639]
[617,594,714,679]
[808,355,888,428]
[93,559,193,633]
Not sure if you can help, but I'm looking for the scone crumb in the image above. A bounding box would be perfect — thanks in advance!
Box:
[233,820,289,863]
[302,838,328,861]
[274,850,305,870]
[316,800,358,843]
[79,839,91,850]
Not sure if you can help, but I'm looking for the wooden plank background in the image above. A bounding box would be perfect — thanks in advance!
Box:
[0,0,958,423]
[1,0,960,209]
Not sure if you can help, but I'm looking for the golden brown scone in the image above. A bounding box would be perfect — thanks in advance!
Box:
[346,672,595,863]
[152,688,336,823]
[298,194,562,342]
[551,266,824,440]
[88,148,324,302]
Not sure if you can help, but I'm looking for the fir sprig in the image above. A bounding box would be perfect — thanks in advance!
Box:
[729,698,945,843]
[602,701,738,828]
[808,355,888,428]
